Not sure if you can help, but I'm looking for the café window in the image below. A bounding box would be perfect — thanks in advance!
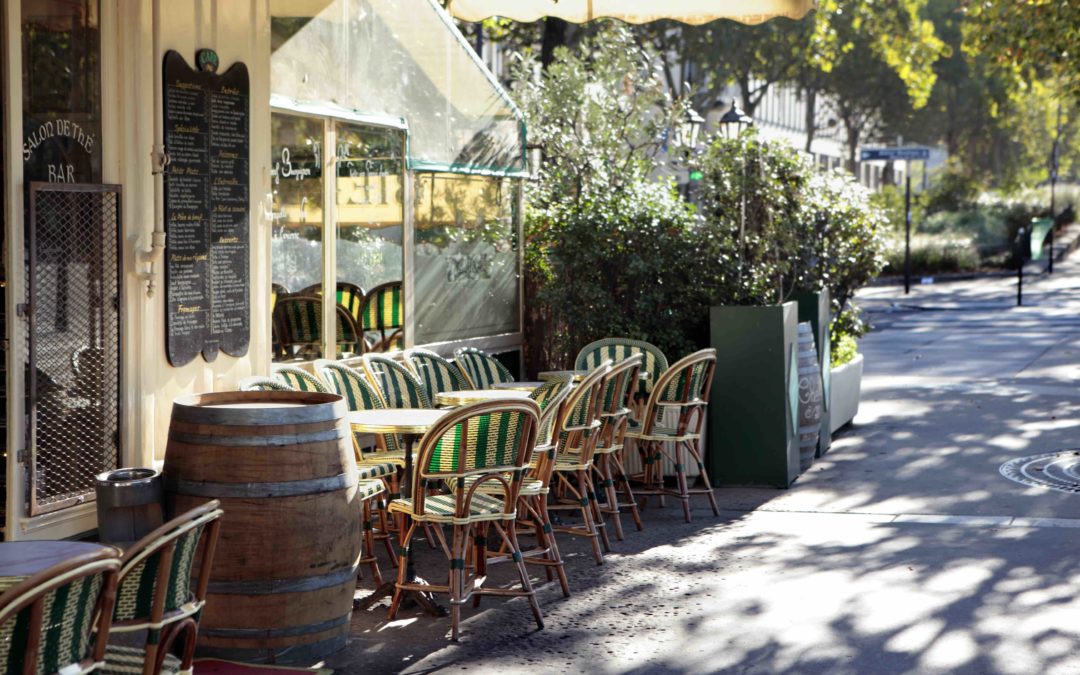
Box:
[270,113,325,360]
[21,0,102,184]
[414,174,519,344]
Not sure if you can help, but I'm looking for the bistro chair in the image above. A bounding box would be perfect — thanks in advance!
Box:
[295,282,366,327]
[103,502,223,675]
[360,281,404,352]
[0,546,121,675]
[387,399,544,640]
[625,348,720,523]
[404,348,471,402]
[360,354,431,409]
[456,376,575,598]
[453,347,515,390]
[273,296,365,360]
[271,364,329,393]
[592,354,645,540]
[548,362,612,564]
[575,337,669,401]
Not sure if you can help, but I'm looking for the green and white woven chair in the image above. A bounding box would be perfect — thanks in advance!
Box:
[548,362,612,565]
[103,501,223,675]
[458,376,575,597]
[336,282,366,326]
[592,354,644,540]
[316,359,406,568]
[0,546,121,675]
[360,354,431,409]
[453,348,515,390]
[575,337,668,401]
[387,399,543,641]
[273,295,365,360]
[360,281,403,352]
[271,364,329,393]
[404,348,472,402]
[626,348,720,523]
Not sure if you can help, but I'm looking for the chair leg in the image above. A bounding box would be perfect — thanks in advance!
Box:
[377,497,399,566]
[688,438,721,516]
[472,524,488,609]
[583,469,611,552]
[388,518,417,620]
[501,521,544,630]
[449,523,466,641]
[361,500,383,586]
[674,441,692,523]
[612,450,643,531]
[536,497,570,597]
[595,454,625,541]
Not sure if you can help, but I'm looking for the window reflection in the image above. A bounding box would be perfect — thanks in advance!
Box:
[336,124,405,352]
[414,174,518,344]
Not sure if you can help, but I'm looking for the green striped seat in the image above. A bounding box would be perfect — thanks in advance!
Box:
[0,549,121,675]
[272,365,329,393]
[385,399,543,640]
[405,348,472,402]
[361,354,431,409]
[453,348,515,389]
[357,462,398,480]
[575,338,668,400]
[361,281,403,352]
[104,645,182,674]
[357,478,386,501]
[105,502,223,675]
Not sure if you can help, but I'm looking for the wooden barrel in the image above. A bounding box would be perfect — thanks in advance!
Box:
[797,323,824,472]
[162,390,360,665]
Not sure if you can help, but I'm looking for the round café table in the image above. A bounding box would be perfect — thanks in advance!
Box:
[0,541,118,593]
[435,389,532,407]
[349,408,449,616]
[491,381,543,391]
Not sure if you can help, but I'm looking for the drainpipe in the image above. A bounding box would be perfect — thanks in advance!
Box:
[139,0,167,297]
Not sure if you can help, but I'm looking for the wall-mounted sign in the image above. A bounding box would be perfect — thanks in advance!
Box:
[162,49,250,366]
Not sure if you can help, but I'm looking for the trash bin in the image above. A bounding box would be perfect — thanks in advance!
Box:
[95,468,164,544]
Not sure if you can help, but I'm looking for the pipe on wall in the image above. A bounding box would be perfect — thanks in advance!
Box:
[138,0,167,297]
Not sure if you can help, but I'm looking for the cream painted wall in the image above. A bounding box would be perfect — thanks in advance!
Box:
[3,0,272,539]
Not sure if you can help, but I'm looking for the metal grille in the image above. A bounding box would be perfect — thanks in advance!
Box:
[26,183,122,516]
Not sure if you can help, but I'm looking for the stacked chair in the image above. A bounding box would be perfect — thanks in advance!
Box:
[454,347,515,389]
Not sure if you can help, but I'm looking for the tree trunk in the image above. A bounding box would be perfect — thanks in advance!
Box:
[803,87,817,153]
[541,18,568,69]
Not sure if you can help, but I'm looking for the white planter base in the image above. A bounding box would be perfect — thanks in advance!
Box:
[829,352,863,434]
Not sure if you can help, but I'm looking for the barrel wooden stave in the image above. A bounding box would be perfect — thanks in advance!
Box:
[797,323,824,473]
[163,390,360,665]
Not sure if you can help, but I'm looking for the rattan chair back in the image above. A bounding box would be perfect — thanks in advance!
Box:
[271,364,329,393]
[404,348,471,401]
[574,338,668,399]
[453,348,514,389]
[315,360,401,455]
[360,281,403,352]
[272,296,365,359]
[238,376,292,392]
[0,547,121,675]
[360,354,431,409]
[639,348,717,437]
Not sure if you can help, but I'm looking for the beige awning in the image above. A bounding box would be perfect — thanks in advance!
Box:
[447,0,817,25]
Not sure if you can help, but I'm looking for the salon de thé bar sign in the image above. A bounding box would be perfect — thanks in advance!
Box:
[163,49,250,367]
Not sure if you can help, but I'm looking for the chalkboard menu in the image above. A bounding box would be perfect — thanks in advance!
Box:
[163,49,250,366]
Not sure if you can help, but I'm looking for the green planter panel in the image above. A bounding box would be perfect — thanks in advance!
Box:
[708,302,800,488]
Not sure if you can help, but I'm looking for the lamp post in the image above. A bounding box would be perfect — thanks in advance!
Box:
[674,106,705,199]
[718,101,754,295]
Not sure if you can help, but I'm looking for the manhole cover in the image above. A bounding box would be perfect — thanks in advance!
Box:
[1000,450,1080,493]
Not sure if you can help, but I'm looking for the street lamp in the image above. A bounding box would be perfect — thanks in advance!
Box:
[718,100,753,140]
[674,106,705,150]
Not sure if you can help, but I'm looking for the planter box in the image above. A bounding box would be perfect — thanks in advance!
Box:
[792,290,831,457]
[708,302,800,488]
[829,352,863,433]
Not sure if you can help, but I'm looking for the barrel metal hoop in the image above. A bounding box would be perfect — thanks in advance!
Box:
[163,472,356,499]
[168,427,347,447]
[199,614,350,639]
[207,564,359,595]
[170,402,344,426]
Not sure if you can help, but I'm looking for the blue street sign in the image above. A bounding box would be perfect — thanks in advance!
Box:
[860,147,931,161]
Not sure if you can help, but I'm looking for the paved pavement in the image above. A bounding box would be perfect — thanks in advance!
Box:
[326,257,1080,674]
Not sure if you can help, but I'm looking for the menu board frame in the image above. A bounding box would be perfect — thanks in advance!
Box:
[162,49,250,366]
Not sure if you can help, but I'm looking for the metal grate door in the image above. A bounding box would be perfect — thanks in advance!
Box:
[25,183,122,516]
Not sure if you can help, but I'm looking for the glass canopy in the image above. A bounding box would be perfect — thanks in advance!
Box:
[270,0,527,176]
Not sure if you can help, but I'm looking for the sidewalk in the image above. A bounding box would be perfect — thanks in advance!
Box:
[327,257,1080,674]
